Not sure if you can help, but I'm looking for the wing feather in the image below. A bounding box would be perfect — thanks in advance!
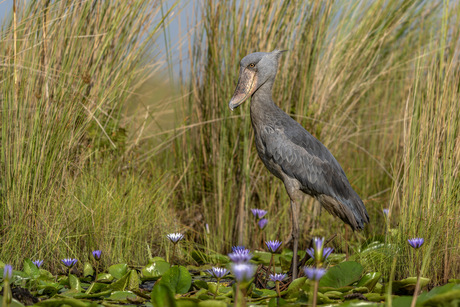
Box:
[260,121,369,229]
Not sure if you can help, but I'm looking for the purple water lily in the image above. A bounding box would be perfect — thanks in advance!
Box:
[265,240,282,253]
[251,208,267,219]
[228,251,253,263]
[92,250,102,260]
[269,273,287,282]
[166,233,184,244]
[61,258,78,268]
[231,263,256,282]
[408,237,424,249]
[3,264,12,279]
[306,247,333,261]
[258,218,268,229]
[304,267,327,281]
[207,267,229,279]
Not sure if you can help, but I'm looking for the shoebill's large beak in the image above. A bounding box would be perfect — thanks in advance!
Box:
[228,67,258,110]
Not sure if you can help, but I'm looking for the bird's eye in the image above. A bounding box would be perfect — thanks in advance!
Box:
[249,63,255,68]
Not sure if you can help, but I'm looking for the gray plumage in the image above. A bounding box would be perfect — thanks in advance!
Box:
[229,50,369,230]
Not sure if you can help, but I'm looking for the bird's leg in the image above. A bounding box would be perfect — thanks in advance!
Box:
[290,199,299,280]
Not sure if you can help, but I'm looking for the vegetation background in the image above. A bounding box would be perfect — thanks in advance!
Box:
[0,0,458,285]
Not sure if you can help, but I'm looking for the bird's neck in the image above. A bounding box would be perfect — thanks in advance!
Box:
[250,81,276,118]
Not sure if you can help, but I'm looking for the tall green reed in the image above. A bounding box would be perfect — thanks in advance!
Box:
[177,0,459,281]
[0,0,175,271]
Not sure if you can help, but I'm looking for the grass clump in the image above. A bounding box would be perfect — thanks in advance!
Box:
[0,0,177,270]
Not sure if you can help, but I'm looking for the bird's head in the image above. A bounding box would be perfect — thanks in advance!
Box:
[229,50,286,110]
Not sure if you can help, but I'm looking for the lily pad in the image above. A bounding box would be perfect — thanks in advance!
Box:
[319,261,364,288]
[108,263,128,279]
[159,266,192,295]
[151,283,177,307]
[83,262,94,278]
[142,261,171,280]
[357,272,382,292]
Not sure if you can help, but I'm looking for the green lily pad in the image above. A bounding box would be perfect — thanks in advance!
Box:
[357,272,382,292]
[107,290,138,301]
[83,262,94,278]
[34,297,97,307]
[417,283,460,305]
[159,266,192,295]
[319,261,364,288]
[391,277,430,295]
[282,277,306,298]
[252,288,277,298]
[69,274,83,292]
[151,283,177,307]
[142,261,170,280]
[127,269,141,291]
[268,297,287,306]
[197,300,227,307]
[96,273,113,282]
[0,297,25,307]
[108,263,128,279]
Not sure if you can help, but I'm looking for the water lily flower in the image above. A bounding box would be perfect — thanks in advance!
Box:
[251,208,267,219]
[3,264,12,280]
[306,247,333,261]
[32,260,43,268]
[231,263,256,282]
[228,251,253,263]
[258,218,268,229]
[408,237,424,249]
[304,267,327,281]
[61,258,78,268]
[166,233,184,244]
[207,267,229,279]
[269,273,287,282]
[232,246,250,253]
[265,240,282,253]
[311,237,325,262]
[92,250,102,261]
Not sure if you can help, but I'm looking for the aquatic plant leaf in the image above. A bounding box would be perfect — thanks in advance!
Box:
[252,288,277,298]
[23,259,40,277]
[69,274,83,292]
[252,251,272,265]
[0,297,25,307]
[197,300,227,307]
[319,261,364,288]
[151,283,177,307]
[83,262,94,278]
[391,296,413,307]
[176,298,200,306]
[96,273,113,282]
[127,270,141,291]
[108,263,128,279]
[193,280,208,290]
[34,297,96,307]
[107,290,137,301]
[391,277,430,295]
[417,283,460,305]
[159,266,192,295]
[142,261,170,280]
[281,277,306,298]
[357,272,382,292]
[268,297,287,306]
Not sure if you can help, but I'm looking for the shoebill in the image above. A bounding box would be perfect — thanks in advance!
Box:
[228,50,369,280]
